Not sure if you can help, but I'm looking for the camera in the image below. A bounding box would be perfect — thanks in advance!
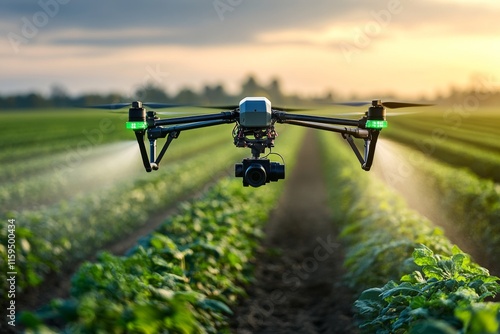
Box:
[235,158,285,187]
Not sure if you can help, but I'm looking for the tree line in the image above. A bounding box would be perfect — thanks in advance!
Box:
[0,76,333,109]
[1,74,499,109]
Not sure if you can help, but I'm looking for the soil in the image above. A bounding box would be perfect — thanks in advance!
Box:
[231,131,358,333]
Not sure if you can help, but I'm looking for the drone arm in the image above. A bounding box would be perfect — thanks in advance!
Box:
[275,112,359,127]
[149,118,235,138]
[283,119,369,138]
[154,111,236,126]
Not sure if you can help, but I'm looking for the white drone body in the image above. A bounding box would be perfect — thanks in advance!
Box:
[238,97,272,127]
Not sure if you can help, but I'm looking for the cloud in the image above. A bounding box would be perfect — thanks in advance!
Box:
[1,0,383,48]
[2,0,499,96]
[3,0,499,52]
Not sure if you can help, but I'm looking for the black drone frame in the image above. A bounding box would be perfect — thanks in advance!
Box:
[128,99,388,173]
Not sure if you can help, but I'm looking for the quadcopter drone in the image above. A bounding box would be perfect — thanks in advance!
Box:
[94,98,430,187]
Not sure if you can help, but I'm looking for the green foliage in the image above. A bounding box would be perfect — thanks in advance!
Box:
[0,143,246,294]
[376,132,500,265]
[19,127,305,332]
[385,109,500,182]
[318,132,454,291]
[319,131,500,332]
[354,245,500,333]
[21,178,283,332]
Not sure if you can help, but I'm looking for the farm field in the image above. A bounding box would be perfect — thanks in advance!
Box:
[0,109,249,294]
[382,106,500,182]
[1,107,500,333]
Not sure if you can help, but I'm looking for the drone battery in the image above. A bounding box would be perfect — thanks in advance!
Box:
[239,97,272,127]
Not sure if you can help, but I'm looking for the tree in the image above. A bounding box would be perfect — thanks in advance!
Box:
[267,77,284,105]
[240,75,268,98]
[174,88,200,104]
[134,83,169,102]
[202,84,229,104]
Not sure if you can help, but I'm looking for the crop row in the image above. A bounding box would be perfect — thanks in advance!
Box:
[0,110,130,162]
[0,140,247,293]
[319,132,500,333]
[384,108,500,182]
[388,108,500,135]
[388,115,499,152]
[0,112,229,181]
[20,127,305,333]
[380,140,500,268]
[0,128,231,211]
[20,179,280,333]
[383,125,500,183]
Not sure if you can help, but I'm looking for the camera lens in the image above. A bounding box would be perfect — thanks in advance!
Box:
[234,163,244,177]
[269,162,285,181]
[245,163,267,187]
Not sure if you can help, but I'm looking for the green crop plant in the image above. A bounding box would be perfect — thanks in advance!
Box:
[355,245,500,333]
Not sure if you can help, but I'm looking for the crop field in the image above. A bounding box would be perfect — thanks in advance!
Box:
[1,107,500,333]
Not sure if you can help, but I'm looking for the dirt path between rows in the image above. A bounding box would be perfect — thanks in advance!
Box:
[231,131,358,333]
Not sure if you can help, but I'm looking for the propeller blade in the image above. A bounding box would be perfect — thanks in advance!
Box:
[88,102,131,110]
[155,110,212,116]
[333,101,371,107]
[87,101,185,110]
[199,105,239,110]
[273,106,313,112]
[329,112,364,116]
[143,102,185,109]
[332,101,434,109]
[198,104,313,111]
[381,102,434,109]
[386,111,420,116]
[333,110,420,116]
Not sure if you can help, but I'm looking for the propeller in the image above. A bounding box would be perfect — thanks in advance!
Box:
[199,105,239,110]
[272,106,312,112]
[333,100,434,109]
[200,105,312,112]
[332,110,420,117]
[87,102,185,110]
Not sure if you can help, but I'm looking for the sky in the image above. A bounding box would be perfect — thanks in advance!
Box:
[1,0,500,99]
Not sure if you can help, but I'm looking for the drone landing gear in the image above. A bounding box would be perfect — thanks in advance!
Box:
[133,129,179,172]
[342,130,380,171]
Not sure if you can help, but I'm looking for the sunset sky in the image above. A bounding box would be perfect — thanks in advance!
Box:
[1,0,499,99]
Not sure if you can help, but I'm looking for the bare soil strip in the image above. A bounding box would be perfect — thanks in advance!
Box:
[232,131,358,333]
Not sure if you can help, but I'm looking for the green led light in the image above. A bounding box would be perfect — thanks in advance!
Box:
[365,120,388,129]
[126,121,147,130]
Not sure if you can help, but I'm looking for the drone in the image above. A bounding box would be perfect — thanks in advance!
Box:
[93,98,431,187]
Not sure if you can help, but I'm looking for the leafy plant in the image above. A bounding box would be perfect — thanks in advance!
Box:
[354,245,500,333]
